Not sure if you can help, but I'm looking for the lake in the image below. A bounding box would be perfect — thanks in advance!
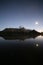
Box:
[0,35,43,64]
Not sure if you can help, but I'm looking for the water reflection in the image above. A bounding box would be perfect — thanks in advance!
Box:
[0,34,39,40]
[0,37,4,40]
[0,35,43,46]
[35,43,39,47]
[0,35,43,64]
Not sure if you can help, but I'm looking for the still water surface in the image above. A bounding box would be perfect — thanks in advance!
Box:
[0,35,43,47]
[0,35,43,64]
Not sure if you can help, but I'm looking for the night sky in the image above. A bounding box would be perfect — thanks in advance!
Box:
[0,0,43,32]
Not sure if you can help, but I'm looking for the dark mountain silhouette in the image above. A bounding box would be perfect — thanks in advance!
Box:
[29,30,41,35]
[40,32,43,36]
[0,28,41,40]
[0,28,40,35]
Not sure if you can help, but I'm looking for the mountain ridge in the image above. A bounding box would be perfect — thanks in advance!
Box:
[0,27,41,35]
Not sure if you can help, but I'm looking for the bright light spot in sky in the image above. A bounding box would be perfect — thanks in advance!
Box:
[35,21,39,25]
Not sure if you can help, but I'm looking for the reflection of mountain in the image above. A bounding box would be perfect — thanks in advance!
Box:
[0,28,41,40]
[0,34,40,40]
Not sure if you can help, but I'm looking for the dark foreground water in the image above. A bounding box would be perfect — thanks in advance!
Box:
[0,35,43,64]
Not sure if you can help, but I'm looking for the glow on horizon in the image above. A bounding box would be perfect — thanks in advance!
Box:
[36,29,43,32]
